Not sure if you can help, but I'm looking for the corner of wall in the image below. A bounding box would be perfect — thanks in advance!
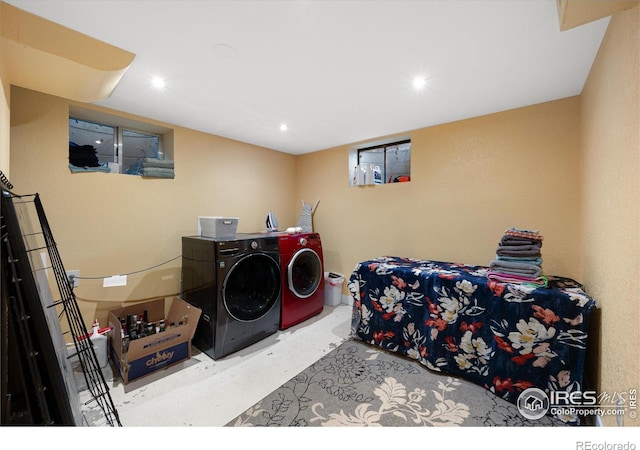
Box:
[0,60,10,176]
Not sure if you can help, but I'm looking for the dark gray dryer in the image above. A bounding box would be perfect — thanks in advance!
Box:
[181,234,281,360]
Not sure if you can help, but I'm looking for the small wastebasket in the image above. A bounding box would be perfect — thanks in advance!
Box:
[324,272,345,306]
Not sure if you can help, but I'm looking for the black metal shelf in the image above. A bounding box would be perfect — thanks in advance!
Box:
[1,188,121,426]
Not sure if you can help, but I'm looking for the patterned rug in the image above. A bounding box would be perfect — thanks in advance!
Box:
[226,338,567,427]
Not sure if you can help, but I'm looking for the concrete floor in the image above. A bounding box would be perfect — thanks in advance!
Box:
[25,300,624,448]
[97,303,352,427]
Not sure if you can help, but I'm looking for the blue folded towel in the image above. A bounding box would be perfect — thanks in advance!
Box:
[496,255,543,265]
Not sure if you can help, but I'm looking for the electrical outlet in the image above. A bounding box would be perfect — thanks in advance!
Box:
[66,270,80,287]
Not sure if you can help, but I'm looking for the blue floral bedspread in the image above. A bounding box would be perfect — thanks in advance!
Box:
[348,257,597,422]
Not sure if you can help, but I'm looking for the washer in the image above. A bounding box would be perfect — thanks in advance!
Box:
[181,234,281,360]
[278,232,324,330]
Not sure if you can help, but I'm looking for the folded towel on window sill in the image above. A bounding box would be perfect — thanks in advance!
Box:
[141,158,175,169]
[141,167,174,179]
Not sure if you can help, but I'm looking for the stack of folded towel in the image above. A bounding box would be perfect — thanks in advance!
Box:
[487,227,548,287]
[140,158,175,179]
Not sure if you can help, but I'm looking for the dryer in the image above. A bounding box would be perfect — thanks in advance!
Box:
[278,232,324,330]
[181,234,281,360]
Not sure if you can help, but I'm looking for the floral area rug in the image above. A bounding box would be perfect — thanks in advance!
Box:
[226,338,567,427]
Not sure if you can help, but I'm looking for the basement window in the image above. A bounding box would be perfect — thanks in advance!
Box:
[68,106,174,178]
[349,137,411,186]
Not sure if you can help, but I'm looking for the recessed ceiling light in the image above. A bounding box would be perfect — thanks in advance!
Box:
[412,76,427,91]
[280,124,288,132]
[151,76,166,89]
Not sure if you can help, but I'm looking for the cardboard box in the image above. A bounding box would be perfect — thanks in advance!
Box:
[197,216,239,239]
[108,297,201,384]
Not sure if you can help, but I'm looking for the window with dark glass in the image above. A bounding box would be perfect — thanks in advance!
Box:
[350,137,411,186]
[69,117,166,175]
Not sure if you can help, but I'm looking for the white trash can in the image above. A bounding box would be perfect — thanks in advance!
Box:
[324,272,345,306]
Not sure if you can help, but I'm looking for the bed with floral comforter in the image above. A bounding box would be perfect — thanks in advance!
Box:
[348,257,597,423]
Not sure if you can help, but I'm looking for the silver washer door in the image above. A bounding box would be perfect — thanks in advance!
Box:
[287,248,322,299]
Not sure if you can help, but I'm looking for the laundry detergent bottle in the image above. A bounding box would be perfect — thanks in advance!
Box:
[90,319,108,368]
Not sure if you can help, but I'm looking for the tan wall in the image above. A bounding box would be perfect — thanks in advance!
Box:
[6,4,639,428]
[0,74,8,178]
[580,6,639,427]
[298,97,582,285]
[10,86,297,328]
[0,3,9,177]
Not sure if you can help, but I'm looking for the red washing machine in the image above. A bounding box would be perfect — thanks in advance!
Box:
[278,232,325,330]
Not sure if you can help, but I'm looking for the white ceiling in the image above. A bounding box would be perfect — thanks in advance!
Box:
[6,0,609,155]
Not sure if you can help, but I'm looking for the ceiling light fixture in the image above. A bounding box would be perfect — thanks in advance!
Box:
[151,76,166,89]
[412,75,427,91]
[280,124,288,132]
